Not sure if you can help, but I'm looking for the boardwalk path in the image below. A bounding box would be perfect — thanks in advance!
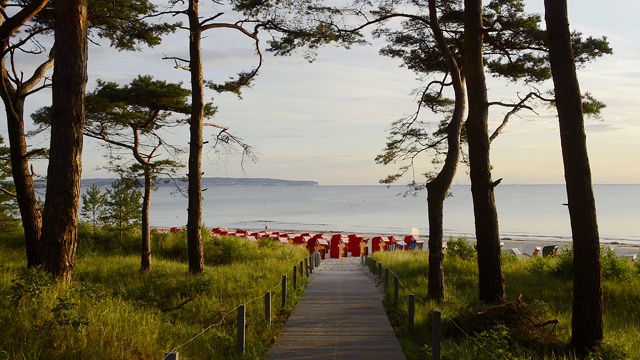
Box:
[267,257,406,360]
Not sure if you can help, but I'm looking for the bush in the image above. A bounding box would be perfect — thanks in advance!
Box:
[547,244,634,281]
[551,244,574,278]
[446,236,476,260]
[525,256,555,274]
[153,230,188,261]
[77,222,140,256]
[501,251,520,264]
[205,236,254,266]
[600,246,634,280]
[473,325,516,360]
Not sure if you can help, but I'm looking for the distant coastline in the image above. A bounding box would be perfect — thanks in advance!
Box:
[73,177,319,187]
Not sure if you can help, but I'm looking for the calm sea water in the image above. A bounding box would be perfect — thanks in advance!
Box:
[135,184,640,245]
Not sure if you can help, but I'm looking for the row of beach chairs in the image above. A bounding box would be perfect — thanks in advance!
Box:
[154,227,567,260]
[209,227,424,258]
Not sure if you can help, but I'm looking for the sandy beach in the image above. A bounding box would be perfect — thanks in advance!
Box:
[213,226,640,259]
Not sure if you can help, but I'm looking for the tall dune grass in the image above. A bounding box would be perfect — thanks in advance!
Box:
[372,239,640,360]
[0,230,309,359]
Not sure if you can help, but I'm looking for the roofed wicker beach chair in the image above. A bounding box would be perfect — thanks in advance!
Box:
[542,245,559,257]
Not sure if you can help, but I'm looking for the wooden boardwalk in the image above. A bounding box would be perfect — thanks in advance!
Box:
[267,257,406,360]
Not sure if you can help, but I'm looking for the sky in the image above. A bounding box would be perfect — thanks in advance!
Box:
[3,0,639,186]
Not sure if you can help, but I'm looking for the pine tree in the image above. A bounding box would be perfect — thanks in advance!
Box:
[104,179,142,242]
[80,184,108,231]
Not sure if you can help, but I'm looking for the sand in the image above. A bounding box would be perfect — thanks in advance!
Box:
[223,226,640,259]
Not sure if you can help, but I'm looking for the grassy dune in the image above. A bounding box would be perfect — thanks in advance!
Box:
[371,239,640,360]
[0,228,309,359]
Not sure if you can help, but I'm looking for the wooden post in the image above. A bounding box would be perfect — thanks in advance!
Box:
[237,304,245,355]
[293,265,298,289]
[315,252,320,267]
[394,276,399,304]
[408,294,415,335]
[304,257,309,277]
[384,268,390,288]
[264,292,271,324]
[432,311,441,360]
[281,275,287,308]
[378,263,383,279]
[164,353,178,360]
[309,255,314,274]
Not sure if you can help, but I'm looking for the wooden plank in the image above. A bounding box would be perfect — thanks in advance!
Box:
[268,257,406,360]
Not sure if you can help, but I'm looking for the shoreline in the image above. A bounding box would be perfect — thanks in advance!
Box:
[190,226,640,259]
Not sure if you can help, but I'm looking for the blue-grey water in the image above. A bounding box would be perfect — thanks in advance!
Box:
[131,184,640,245]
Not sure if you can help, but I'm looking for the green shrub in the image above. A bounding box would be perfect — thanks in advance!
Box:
[552,244,574,278]
[153,230,188,261]
[77,222,141,256]
[501,251,520,264]
[205,236,254,265]
[550,244,635,281]
[600,246,634,280]
[446,236,476,260]
[525,256,555,274]
[473,325,515,360]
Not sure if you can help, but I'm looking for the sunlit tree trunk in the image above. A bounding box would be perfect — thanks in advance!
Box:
[426,0,466,302]
[544,0,603,351]
[0,89,43,267]
[187,0,205,273]
[140,170,152,272]
[0,0,50,269]
[40,0,88,283]
[464,0,505,304]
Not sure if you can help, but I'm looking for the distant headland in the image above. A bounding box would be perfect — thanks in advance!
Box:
[77,177,319,187]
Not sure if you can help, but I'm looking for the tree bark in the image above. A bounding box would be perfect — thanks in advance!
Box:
[425,0,466,303]
[140,170,152,272]
[0,81,43,268]
[0,0,50,269]
[544,0,603,351]
[187,0,205,273]
[40,0,88,283]
[464,0,505,304]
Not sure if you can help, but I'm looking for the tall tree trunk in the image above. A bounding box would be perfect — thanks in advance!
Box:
[0,0,50,269]
[0,81,43,268]
[464,0,505,304]
[426,0,466,302]
[40,0,88,283]
[140,170,152,272]
[544,0,603,351]
[187,0,205,273]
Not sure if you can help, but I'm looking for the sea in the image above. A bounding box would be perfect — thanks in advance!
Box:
[130,184,640,246]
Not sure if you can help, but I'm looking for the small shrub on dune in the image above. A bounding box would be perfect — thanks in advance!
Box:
[525,256,555,274]
[205,236,254,266]
[446,236,476,260]
[542,244,634,281]
[600,246,634,280]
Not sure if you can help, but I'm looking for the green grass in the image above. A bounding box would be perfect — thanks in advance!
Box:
[0,229,310,359]
[372,241,640,360]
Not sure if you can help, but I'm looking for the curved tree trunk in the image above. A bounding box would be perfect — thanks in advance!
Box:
[187,0,205,274]
[0,0,50,269]
[464,0,505,304]
[40,0,88,283]
[140,170,152,272]
[426,0,466,302]
[0,80,43,268]
[544,0,603,351]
